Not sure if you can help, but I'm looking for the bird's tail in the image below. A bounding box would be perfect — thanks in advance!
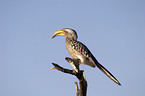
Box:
[96,62,121,85]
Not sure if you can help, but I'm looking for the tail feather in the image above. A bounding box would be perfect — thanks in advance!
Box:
[96,62,121,85]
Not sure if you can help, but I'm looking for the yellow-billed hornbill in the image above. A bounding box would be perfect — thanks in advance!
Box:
[52,28,121,85]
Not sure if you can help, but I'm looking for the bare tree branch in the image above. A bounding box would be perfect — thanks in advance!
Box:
[75,82,79,96]
[51,63,76,75]
[51,57,87,96]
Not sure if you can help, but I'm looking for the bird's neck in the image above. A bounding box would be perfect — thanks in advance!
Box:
[65,37,76,42]
[65,37,72,45]
[65,37,76,48]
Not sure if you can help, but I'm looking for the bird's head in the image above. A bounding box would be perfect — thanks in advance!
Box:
[52,28,78,40]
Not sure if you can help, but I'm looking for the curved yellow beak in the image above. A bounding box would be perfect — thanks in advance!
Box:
[52,30,66,39]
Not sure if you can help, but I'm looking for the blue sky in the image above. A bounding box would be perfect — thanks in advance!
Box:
[0,0,145,96]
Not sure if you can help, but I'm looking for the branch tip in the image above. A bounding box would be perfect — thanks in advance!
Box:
[50,67,55,69]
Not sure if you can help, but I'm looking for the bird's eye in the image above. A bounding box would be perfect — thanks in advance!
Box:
[64,31,68,34]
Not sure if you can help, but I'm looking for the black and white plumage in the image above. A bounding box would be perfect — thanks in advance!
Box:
[52,28,121,85]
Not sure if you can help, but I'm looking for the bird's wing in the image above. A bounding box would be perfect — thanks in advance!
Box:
[71,40,121,85]
[71,40,93,59]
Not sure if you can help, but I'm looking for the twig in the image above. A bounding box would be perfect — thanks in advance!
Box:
[75,82,80,96]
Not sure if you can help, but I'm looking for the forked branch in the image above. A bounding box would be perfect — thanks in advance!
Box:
[51,57,87,96]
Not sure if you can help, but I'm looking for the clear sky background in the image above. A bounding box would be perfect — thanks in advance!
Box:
[0,0,145,96]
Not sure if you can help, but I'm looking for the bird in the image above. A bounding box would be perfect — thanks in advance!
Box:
[52,28,121,85]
